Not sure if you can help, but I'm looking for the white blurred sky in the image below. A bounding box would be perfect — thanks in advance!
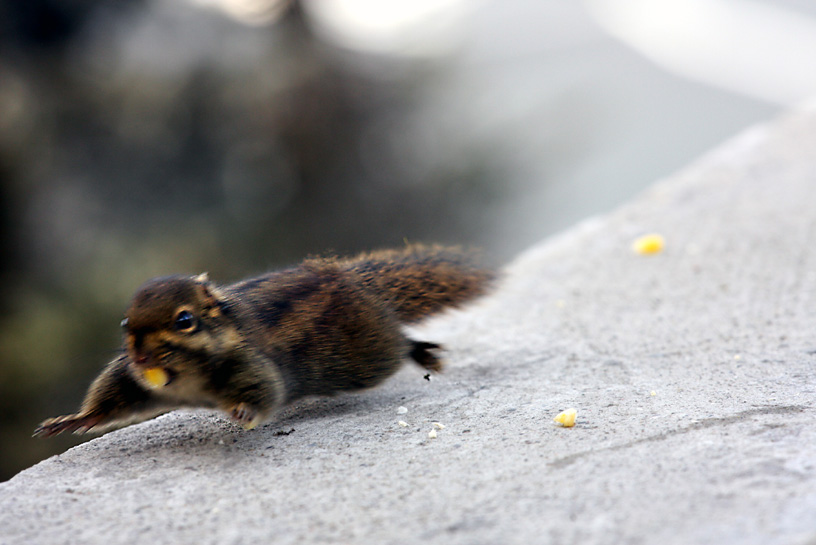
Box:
[584,0,816,105]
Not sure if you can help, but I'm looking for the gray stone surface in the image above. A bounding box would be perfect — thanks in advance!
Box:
[3,102,816,545]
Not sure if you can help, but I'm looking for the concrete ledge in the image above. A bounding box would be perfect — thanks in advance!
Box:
[3,103,816,545]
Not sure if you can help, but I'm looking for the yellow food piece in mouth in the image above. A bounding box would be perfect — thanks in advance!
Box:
[142,367,170,388]
[554,408,577,427]
[631,233,665,255]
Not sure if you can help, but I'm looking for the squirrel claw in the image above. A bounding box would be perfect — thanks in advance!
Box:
[33,414,101,438]
[229,403,261,430]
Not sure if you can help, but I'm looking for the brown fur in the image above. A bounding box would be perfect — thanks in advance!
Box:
[33,244,494,437]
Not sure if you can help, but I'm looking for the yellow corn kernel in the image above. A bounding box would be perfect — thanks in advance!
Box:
[632,234,665,255]
[553,408,577,427]
[142,367,169,388]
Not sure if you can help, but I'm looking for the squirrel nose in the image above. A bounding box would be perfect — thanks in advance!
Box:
[132,350,151,366]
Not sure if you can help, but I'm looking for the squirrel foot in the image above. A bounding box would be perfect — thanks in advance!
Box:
[409,341,444,373]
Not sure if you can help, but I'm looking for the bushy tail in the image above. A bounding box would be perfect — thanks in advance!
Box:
[341,244,495,324]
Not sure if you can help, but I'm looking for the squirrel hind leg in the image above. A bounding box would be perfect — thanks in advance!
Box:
[409,340,444,373]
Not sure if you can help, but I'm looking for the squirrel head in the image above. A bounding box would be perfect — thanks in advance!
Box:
[121,274,241,394]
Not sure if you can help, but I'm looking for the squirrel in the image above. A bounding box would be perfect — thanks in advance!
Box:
[34,244,494,437]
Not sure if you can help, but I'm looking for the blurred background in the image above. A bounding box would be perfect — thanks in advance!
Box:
[2,0,815,480]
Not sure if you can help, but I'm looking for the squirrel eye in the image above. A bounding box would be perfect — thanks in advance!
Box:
[120,317,129,329]
[173,310,195,332]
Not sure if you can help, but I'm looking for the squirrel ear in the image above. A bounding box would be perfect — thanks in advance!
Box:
[193,273,224,308]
